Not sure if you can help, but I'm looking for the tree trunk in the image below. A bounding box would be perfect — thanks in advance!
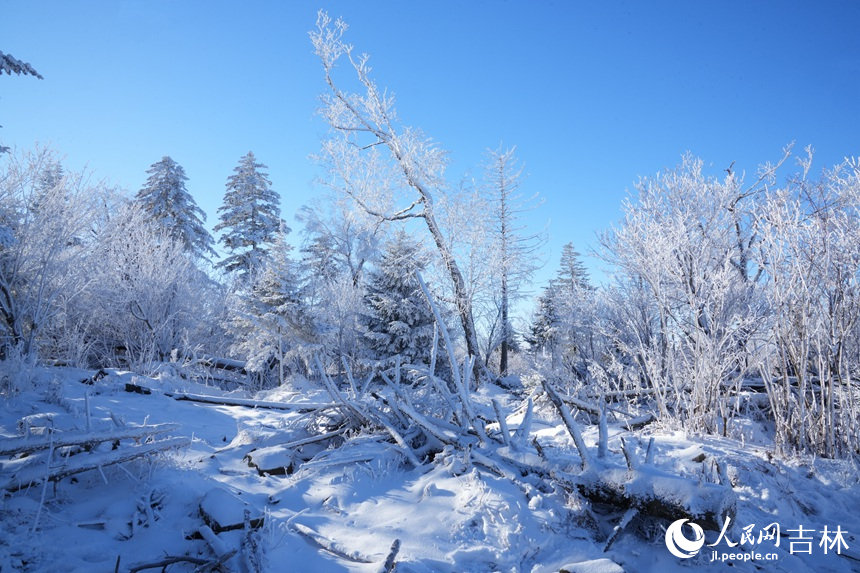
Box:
[500,273,509,376]
[422,210,483,380]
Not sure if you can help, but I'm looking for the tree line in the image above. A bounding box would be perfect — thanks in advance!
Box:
[2,13,859,462]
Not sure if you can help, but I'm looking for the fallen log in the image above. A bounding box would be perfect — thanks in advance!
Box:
[124,383,151,395]
[379,539,400,573]
[542,378,735,531]
[244,445,296,476]
[541,379,593,469]
[1,437,190,492]
[624,413,656,431]
[127,554,223,573]
[166,392,341,412]
[200,355,247,373]
[199,487,264,533]
[0,423,180,457]
[569,465,736,532]
[292,522,378,563]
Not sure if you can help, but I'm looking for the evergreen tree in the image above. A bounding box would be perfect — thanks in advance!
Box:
[362,231,436,366]
[38,161,65,194]
[30,161,65,214]
[1,51,42,154]
[136,156,215,259]
[215,152,282,278]
[229,227,312,386]
[527,288,559,354]
[554,242,592,293]
[528,242,591,358]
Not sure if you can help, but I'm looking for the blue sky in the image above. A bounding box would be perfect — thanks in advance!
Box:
[2,1,859,290]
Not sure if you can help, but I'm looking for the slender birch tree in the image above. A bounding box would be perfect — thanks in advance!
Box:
[310,12,484,375]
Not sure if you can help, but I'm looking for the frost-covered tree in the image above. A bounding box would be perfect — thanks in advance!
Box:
[229,227,314,386]
[755,152,860,457]
[528,289,559,356]
[528,243,592,371]
[482,146,544,375]
[0,147,102,360]
[214,152,282,279]
[312,13,484,376]
[362,231,436,367]
[0,52,42,78]
[554,242,592,293]
[296,196,380,365]
[297,195,380,287]
[598,152,783,432]
[83,202,221,369]
[136,156,215,260]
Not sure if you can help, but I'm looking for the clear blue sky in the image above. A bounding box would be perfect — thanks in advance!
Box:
[2,1,859,290]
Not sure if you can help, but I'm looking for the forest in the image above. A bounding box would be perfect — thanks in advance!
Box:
[1,12,859,573]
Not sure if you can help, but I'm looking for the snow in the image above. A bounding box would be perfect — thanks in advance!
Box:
[1,367,859,572]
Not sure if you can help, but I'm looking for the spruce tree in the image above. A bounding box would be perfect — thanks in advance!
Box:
[229,227,311,386]
[528,288,559,354]
[215,152,282,278]
[362,231,436,366]
[136,156,215,259]
[528,242,590,357]
[555,242,592,293]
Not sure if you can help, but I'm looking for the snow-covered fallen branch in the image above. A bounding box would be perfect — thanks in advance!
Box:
[0,422,180,457]
[166,392,341,412]
[127,553,235,573]
[541,378,735,531]
[1,436,190,492]
[292,522,378,563]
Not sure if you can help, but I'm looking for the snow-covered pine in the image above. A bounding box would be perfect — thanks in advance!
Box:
[527,242,591,366]
[214,152,282,279]
[228,227,314,386]
[362,231,436,368]
[555,242,593,293]
[135,156,215,260]
[0,51,43,153]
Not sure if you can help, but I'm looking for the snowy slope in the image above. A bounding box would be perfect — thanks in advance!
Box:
[1,368,858,573]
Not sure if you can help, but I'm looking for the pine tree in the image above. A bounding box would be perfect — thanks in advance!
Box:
[528,288,559,354]
[362,231,436,366]
[555,242,592,293]
[215,152,282,278]
[528,243,590,358]
[136,156,215,260]
[229,227,312,386]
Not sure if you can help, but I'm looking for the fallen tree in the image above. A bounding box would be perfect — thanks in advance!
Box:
[0,422,180,457]
[1,436,190,492]
[542,379,736,532]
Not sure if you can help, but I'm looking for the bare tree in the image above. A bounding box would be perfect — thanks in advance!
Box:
[482,146,543,375]
[310,12,484,377]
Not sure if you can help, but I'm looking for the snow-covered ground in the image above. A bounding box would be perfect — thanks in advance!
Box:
[1,368,858,572]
